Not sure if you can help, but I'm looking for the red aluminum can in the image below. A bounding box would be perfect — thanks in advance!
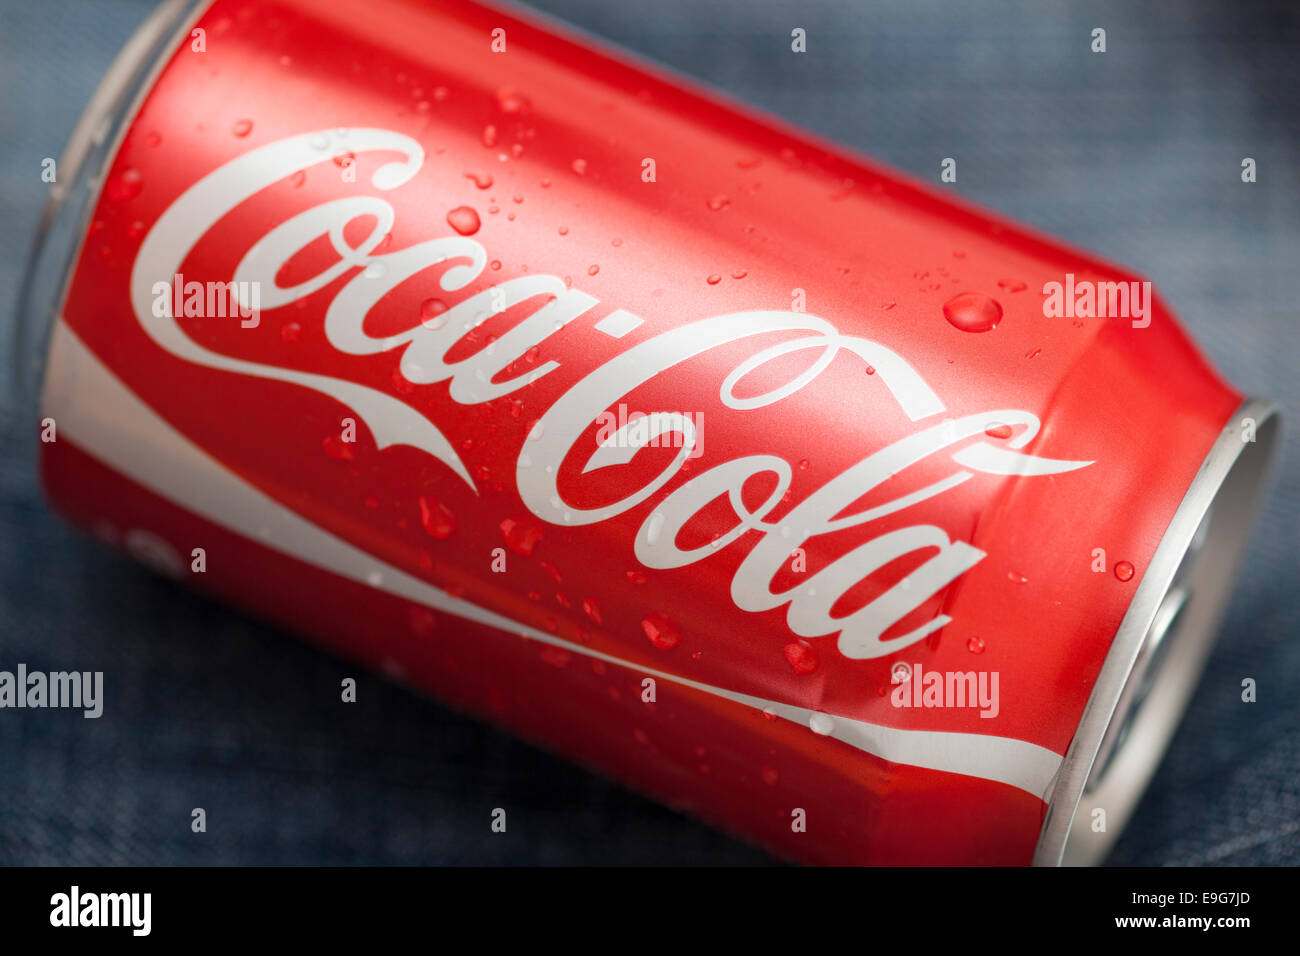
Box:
[16,0,1280,865]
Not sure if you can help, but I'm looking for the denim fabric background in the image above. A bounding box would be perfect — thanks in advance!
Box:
[1,0,1296,865]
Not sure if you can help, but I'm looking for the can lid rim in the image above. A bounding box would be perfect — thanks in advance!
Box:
[1035,397,1281,866]
[11,0,207,429]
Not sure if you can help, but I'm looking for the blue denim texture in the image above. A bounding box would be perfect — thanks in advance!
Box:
[0,0,1296,864]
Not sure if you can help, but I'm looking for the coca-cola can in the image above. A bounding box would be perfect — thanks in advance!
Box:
[14,0,1280,865]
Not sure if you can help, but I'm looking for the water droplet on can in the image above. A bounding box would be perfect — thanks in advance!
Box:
[499,516,544,556]
[495,86,531,114]
[106,168,143,201]
[943,292,1003,332]
[446,205,481,235]
[641,613,681,649]
[322,435,353,460]
[420,298,448,329]
[809,713,835,736]
[783,640,819,675]
[418,496,456,539]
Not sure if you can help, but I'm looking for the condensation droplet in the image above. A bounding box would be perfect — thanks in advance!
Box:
[943,292,1003,333]
[446,205,481,235]
[322,435,353,461]
[420,298,448,329]
[418,496,456,539]
[499,516,544,557]
[495,86,531,114]
[106,168,143,201]
[783,640,819,675]
[809,713,835,736]
[641,613,681,650]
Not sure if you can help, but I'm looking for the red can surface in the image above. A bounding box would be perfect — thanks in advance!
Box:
[21,0,1279,864]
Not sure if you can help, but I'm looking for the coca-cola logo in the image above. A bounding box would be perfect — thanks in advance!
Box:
[129,128,1092,662]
